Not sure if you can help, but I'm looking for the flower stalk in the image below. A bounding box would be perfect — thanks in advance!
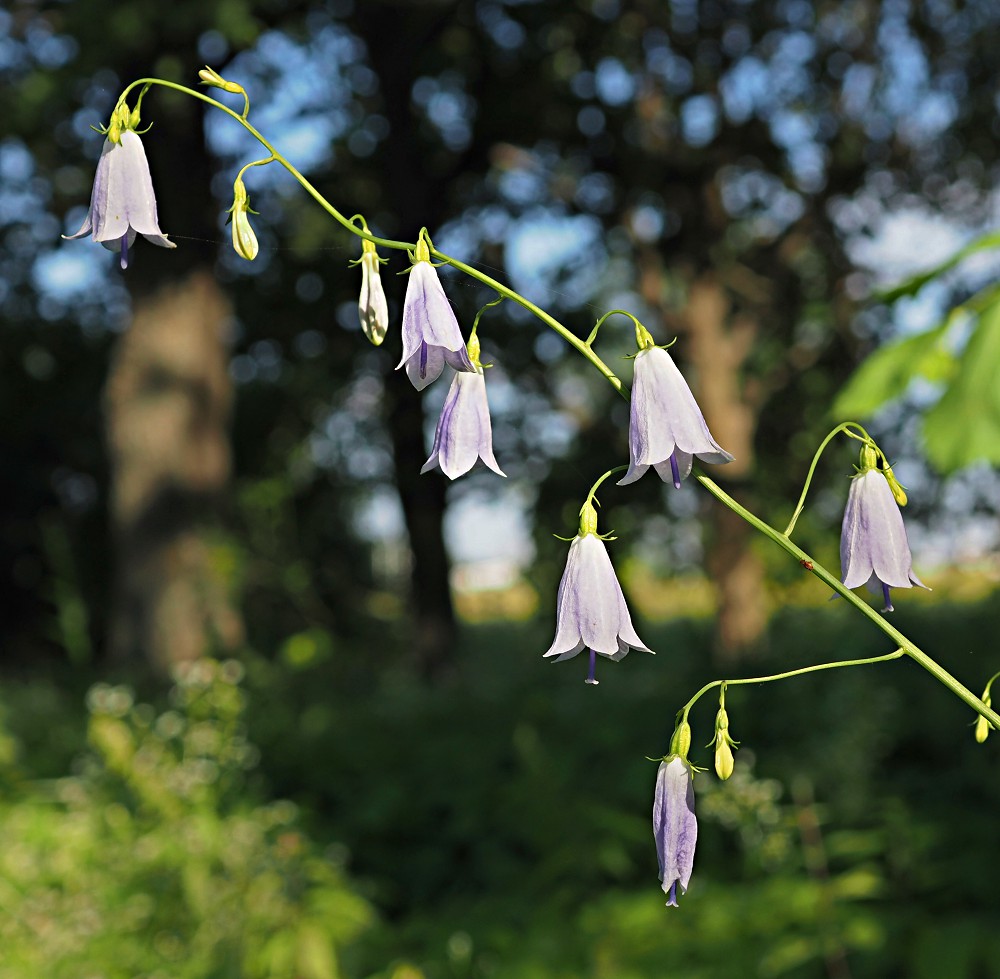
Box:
[73,71,1000,734]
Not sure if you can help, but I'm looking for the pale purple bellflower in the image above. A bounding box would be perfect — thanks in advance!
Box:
[421,335,505,480]
[618,329,733,489]
[653,755,698,907]
[840,448,928,612]
[397,242,475,389]
[543,500,652,683]
[65,127,175,270]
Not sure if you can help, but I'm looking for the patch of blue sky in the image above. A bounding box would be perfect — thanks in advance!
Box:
[848,210,966,288]
[205,24,360,180]
[32,247,105,302]
[719,56,768,124]
[594,57,635,107]
[504,210,604,308]
[681,95,719,147]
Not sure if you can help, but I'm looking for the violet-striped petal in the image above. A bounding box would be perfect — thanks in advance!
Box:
[619,347,732,487]
[397,261,475,390]
[543,534,652,663]
[65,131,175,262]
[421,368,505,480]
[840,469,927,598]
[653,756,698,907]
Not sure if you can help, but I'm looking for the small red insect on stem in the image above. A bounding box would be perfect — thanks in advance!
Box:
[800,559,814,571]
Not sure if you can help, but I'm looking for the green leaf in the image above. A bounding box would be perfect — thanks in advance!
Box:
[922,298,1000,474]
[876,229,1000,302]
[831,320,955,418]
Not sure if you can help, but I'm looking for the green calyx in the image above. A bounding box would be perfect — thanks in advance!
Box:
[669,719,692,761]
[859,443,879,471]
[578,500,599,537]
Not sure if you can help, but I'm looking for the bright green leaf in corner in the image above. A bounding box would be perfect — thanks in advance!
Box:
[832,318,957,419]
[922,299,1000,474]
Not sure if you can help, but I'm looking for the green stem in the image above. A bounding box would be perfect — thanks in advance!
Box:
[694,472,1000,730]
[118,78,413,252]
[783,422,872,537]
[682,648,907,719]
[432,251,625,394]
[117,76,999,733]
[582,466,629,511]
[586,308,640,346]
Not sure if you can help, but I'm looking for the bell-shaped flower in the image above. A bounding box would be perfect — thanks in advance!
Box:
[357,238,389,346]
[840,448,928,612]
[421,336,504,479]
[543,501,652,680]
[397,241,475,389]
[65,127,175,270]
[653,755,698,907]
[618,332,733,489]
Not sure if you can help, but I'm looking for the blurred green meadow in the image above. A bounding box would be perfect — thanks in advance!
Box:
[2,582,998,979]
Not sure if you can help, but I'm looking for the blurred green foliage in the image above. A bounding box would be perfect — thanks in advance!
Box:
[834,231,1000,475]
[0,659,372,979]
[1,596,999,977]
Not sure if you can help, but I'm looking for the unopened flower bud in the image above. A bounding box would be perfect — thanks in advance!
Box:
[975,690,992,744]
[714,738,734,780]
[709,705,738,780]
[199,65,247,95]
[229,177,258,261]
[882,464,908,506]
[357,238,388,345]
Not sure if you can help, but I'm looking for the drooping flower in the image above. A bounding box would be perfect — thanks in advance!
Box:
[229,176,259,262]
[653,755,698,907]
[840,447,928,612]
[357,238,389,346]
[421,334,504,479]
[65,120,175,270]
[543,500,652,680]
[397,239,475,389]
[618,329,733,489]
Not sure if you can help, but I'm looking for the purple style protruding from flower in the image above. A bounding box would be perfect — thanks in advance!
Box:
[653,756,698,907]
[64,131,175,269]
[397,261,476,390]
[543,534,653,666]
[840,468,928,612]
[421,367,505,480]
[618,347,733,488]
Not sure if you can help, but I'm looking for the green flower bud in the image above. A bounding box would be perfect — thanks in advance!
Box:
[230,177,258,262]
[199,66,247,95]
[714,738,734,780]
[882,464,908,507]
[709,705,738,780]
[975,691,992,744]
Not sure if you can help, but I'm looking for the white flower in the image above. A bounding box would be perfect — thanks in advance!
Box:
[618,346,732,488]
[421,367,505,479]
[65,130,175,269]
[397,261,474,390]
[543,509,653,678]
[841,465,928,612]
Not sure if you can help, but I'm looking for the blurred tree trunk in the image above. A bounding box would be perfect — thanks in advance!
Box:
[639,254,768,662]
[105,270,243,671]
[683,273,768,662]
